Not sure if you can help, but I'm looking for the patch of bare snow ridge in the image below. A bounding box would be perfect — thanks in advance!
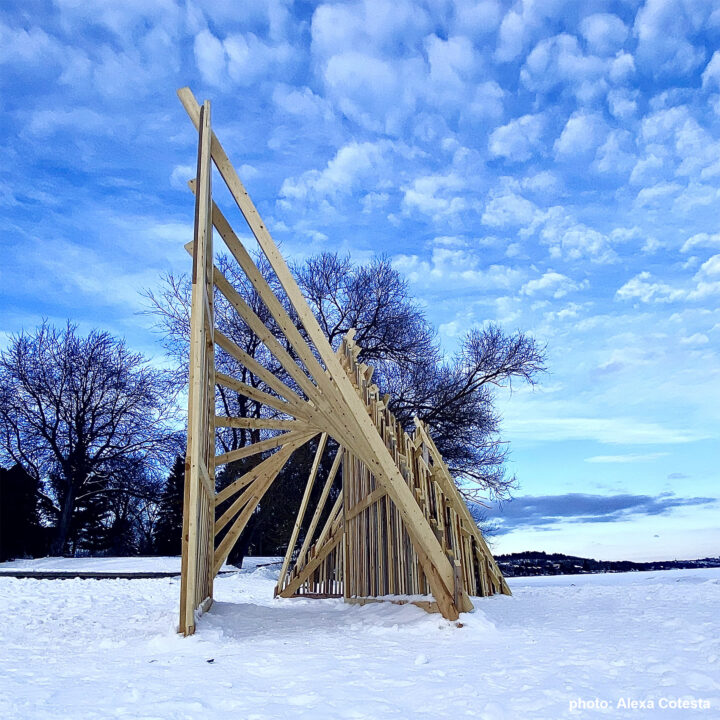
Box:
[0,562,718,719]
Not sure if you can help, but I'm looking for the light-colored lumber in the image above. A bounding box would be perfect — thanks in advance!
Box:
[215,430,316,505]
[176,88,509,633]
[276,433,328,592]
[293,446,343,570]
[179,98,213,636]
[213,432,317,575]
[214,429,301,466]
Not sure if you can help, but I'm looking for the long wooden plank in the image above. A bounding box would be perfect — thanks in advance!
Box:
[180,99,213,636]
[279,525,344,598]
[345,487,387,522]
[215,430,316,504]
[214,435,314,535]
[293,445,343,571]
[214,416,301,431]
[276,433,328,592]
[215,429,299,466]
[216,372,305,419]
[215,330,307,408]
[213,432,317,574]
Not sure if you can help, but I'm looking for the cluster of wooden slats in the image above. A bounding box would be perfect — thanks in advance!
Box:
[176,87,509,636]
[276,334,510,610]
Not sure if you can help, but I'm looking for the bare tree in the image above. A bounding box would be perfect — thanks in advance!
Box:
[0,322,181,555]
[145,251,545,507]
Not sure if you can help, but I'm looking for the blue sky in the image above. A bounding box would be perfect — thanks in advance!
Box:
[1,0,718,561]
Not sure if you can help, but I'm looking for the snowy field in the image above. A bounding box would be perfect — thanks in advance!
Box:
[0,556,247,574]
[1,562,718,719]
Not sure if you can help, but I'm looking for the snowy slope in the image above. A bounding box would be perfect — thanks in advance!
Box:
[1,563,718,719]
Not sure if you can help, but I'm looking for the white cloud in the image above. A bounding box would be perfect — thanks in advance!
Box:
[401,172,469,220]
[634,0,706,76]
[679,333,709,346]
[521,271,581,298]
[701,50,720,89]
[392,248,522,290]
[194,28,226,86]
[635,181,682,208]
[193,28,292,88]
[616,272,685,303]
[554,112,608,158]
[482,190,537,227]
[504,413,703,445]
[536,208,618,263]
[520,33,607,100]
[170,165,195,190]
[609,51,636,83]
[272,84,334,121]
[585,453,669,464]
[280,140,392,202]
[579,13,628,55]
[681,233,720,253]
[26,108,111,136]
[467,81,505,120]
[629,155,665,186]
[607,89,638,120]
[424,34,478,103]
[488,113,545,162]
[593,129,635,174]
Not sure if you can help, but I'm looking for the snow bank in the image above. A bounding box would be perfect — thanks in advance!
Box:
[1,563,718,718]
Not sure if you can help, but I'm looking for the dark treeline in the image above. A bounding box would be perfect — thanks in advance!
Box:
[1,252,545,563]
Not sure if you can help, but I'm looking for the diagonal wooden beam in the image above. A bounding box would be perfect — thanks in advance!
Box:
[216,372,306,420]
[215,430,316,503]
[276,433,328,593]
[214,433,316,535]
[215,429,306,467]
[279,524,344,599]
[215,330,307,409]
[345,487,387,522]
[213,432,318,575]
[214,416,301,431]
[293,445,343,573]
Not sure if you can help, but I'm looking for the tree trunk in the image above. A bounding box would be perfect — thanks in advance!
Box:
[51,482,76,556]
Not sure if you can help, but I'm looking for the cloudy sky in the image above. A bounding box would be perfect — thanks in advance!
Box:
[1,0,719,561]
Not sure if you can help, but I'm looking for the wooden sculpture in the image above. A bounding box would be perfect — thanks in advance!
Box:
[177,88,510,636]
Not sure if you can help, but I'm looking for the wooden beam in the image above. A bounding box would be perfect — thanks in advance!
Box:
[216,372,306,419]
[215,430,316,504]
[276,433,328,592]
[293,446,343,572]
[345,487,387,522]
[213,432,318,575]
[215,330,307,409]
[179,98,213,636]
[215,429,305,467]
[214,416,301,431]
[278,525,343,598]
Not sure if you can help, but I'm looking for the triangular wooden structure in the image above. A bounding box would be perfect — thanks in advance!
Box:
[177,88,510,636]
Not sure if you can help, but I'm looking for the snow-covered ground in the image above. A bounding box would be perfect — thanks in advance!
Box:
[1,563,718,719]
[0,556,251,574]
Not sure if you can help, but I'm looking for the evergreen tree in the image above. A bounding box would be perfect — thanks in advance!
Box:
[0,464,47,561]
[153,455,185,555]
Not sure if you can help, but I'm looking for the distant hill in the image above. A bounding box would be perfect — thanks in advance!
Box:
[495,550,720,577]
